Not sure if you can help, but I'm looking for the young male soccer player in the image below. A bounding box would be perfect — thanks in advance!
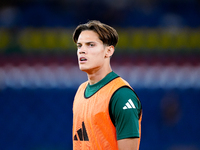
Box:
[72,20,142,150]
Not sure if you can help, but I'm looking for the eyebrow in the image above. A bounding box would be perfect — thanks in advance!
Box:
[77,41,96,45]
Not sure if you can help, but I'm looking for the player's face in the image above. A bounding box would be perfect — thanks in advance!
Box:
[76,30,108,73]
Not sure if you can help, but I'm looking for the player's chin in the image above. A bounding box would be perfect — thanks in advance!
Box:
[80,66,94,74]
[79,66,89,72]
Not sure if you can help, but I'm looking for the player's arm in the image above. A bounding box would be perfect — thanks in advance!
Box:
[109,86,141,150]
[118,138,139,150]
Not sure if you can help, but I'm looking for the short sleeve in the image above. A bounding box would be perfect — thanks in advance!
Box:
[109,87,141,140]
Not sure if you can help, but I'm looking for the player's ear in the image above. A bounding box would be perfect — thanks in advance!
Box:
[105,45,114,58]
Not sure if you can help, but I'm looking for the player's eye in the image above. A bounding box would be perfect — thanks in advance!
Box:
[89,43,94,47]
[77,44,81,48]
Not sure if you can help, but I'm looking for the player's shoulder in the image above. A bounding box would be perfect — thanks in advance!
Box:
[76,81,88,93]
[113,86,137,99]
[79,81,88,88]
[111,86,141,109]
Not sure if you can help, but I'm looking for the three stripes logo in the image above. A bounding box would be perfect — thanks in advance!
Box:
[74,122,89,141]
[123,99,136,109]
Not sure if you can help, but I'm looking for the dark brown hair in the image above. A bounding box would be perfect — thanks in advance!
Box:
[73,20,118,47]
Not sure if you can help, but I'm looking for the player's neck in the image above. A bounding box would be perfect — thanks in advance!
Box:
[87,67,112,85]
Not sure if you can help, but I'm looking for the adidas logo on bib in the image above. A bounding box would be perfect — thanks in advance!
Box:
[74,122,89,141]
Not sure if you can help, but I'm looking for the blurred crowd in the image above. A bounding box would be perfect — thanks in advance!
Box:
[0,0,200,28]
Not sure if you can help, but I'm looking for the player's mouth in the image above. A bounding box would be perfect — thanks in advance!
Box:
[79,57,87,63]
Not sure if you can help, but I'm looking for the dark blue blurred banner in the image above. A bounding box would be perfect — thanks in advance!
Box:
[0,88,75,150]
[0,87,200,150]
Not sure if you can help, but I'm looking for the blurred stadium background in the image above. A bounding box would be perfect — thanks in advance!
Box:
[0,0,200,150]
